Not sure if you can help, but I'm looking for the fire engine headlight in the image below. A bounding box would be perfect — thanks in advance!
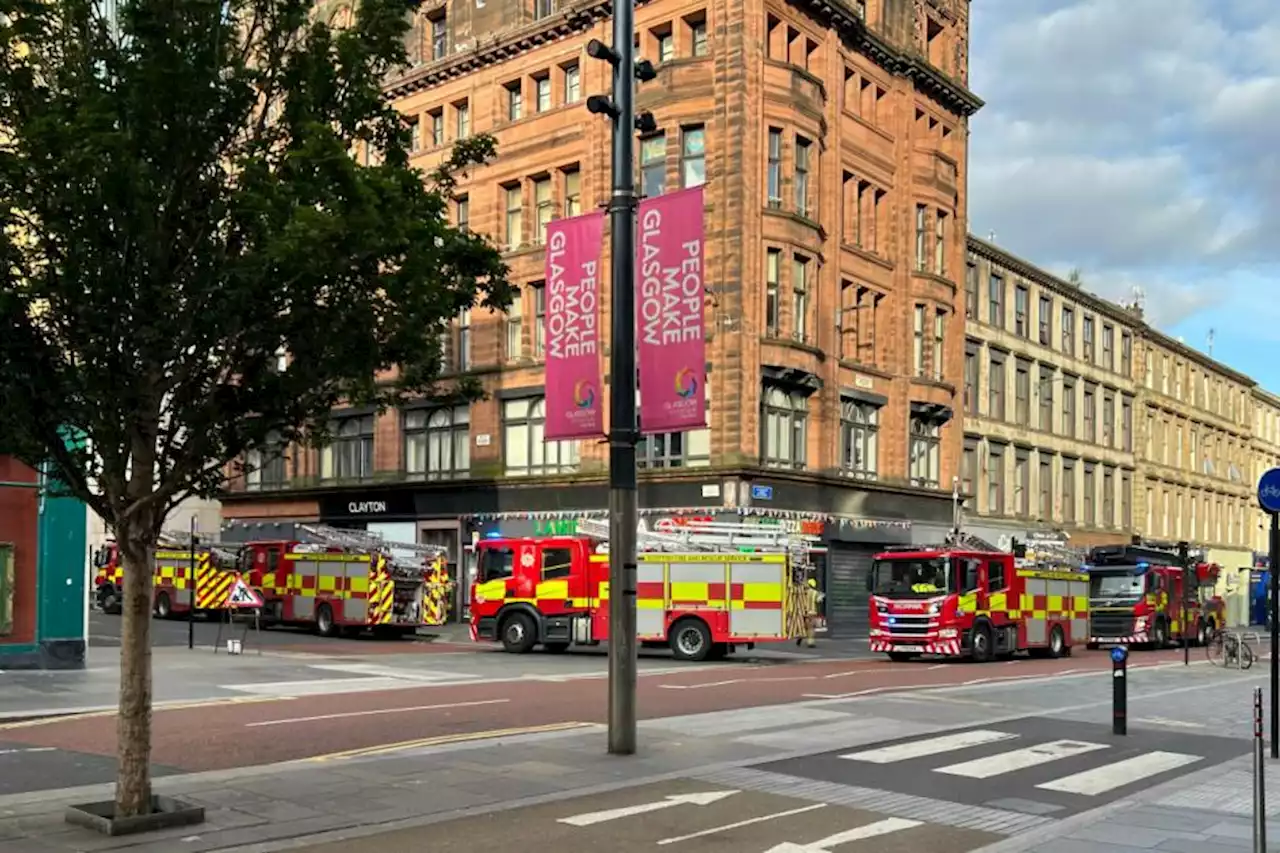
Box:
[929,602,941,615]
[869,628,884,637]
[1134,617,1147,631]
[938,627,958,639]
[877,604,888,614]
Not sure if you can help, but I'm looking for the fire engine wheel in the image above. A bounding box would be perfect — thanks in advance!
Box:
[1196,619,1210,647]
[670,618,712,662]
[315,604,338,637]
[154,592,172,620]
[970,624,994,663]
[500,612,538,654]
[1151,619,1169,649]
[1048,625,1066,658]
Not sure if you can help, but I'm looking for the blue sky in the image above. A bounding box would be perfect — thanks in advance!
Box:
[968,0,1280,392]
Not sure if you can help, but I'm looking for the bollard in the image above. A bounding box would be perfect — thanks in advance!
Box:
[1255,687,1267,853]
[1111,646,1128,736]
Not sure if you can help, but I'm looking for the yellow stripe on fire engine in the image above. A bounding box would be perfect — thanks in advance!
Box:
[670,582,708,602]
[638,599,665,610]
[1073,596,1088,615]
[284,553,371,564]
[318,575,339,593]
[1017,569,1088,582]
[743,582,783,602]
[475,579,507,601]
[536,580,569,600]
[349,576,370,594]
[989,591,1008,611]
[639,553,785,563]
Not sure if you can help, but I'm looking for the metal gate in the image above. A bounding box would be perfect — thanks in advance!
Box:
[0,543,12,636]
[826,543,875,639]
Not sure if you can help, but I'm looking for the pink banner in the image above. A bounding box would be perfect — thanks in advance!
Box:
[636,186,707,435]
[543,211,605,440]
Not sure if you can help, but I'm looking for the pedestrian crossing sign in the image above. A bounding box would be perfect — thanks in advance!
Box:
[226,575,264,609]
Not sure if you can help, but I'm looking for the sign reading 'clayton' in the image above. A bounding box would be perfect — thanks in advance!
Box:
[348,501,387,514]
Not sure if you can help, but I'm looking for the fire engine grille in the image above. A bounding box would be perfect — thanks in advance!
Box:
[1090,612,1135,637]
[885,615,932,637]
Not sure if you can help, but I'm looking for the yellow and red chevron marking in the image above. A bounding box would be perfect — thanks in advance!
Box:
[422,558,449,626]
[195,559,235,609]
[368,578,394,625]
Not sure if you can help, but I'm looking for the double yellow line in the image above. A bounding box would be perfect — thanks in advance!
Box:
[0,695,285,731]
[309,721,596,762]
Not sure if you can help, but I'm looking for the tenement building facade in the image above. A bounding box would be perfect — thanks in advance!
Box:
[1251,388,1280,562]
[961,237,1138,550]
[1132,328,1255,576]
[219,0,984,635]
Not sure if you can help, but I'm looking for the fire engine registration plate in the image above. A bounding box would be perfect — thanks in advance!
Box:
[894,645,925,653]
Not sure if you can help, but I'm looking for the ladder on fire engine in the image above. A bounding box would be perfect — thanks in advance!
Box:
[574,517,817,567]
[157,530,240,566]
[296,524,448,571]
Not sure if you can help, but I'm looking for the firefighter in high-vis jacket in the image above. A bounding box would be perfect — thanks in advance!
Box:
[797,577,824,648]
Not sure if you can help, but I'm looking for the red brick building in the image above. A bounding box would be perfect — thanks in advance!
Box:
[222,0,982,636]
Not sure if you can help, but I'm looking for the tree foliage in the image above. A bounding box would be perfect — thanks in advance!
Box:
[0,0,509,817]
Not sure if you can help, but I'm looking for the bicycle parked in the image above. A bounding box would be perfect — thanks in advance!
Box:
[1205,626,1255,669]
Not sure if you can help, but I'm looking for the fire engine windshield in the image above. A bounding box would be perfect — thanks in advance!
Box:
[1090,570,1145,599]
[870,557,951,597]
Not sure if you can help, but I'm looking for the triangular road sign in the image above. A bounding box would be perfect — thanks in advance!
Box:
[226,575,264,608]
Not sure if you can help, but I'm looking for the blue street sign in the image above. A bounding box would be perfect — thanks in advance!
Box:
[1259,467,1280,513]
[1111,646,1128,664]
[751,484,773,501]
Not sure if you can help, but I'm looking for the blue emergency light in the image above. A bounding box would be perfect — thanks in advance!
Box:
[1110,646,1128,664]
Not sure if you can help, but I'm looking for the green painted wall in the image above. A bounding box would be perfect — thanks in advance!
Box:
[37,481,88,649]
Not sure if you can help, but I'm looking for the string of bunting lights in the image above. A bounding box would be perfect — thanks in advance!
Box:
[463,506,911,530]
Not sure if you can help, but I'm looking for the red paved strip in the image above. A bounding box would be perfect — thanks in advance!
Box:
[0,645,1201,773]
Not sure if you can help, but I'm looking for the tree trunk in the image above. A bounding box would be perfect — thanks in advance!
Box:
[115,526,155,817]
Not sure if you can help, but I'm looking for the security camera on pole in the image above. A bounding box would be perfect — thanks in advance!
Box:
[584,9,658,757]
[1257,467,1280,760]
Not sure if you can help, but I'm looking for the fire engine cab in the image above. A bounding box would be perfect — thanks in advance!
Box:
[867,534,1090,662]
[1085,543,1225,649]
[469,519,815,662]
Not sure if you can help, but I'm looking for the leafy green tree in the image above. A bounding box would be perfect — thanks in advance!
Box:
[0,0,508,817]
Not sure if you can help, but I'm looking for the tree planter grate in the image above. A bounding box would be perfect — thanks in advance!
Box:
[65,795,205,837]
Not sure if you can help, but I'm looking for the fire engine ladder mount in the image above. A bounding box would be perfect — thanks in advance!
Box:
[575,517,817,565]
[157,530,240,566]
[296,524,449,577]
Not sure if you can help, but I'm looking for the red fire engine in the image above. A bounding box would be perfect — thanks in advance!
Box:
[867,534,1090,662]
[468,519,815,662]
[1085,543,1225,649]
[92,525,451,636]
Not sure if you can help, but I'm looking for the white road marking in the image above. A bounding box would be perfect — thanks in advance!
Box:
[656,803,827,844]
[1133,717,1206,729]
[1036,751,1203,796]
[244,698,509,727]
[935,739,1109,779]
[0,747,55,756]
[842,729,1018,764]
[558,791,738,827]
[763,817,923,852]
[927,664,950,670]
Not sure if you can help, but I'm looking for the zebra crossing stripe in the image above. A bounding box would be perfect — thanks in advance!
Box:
[841,729,1018,764]
[1035,751,1203,796]
[935,739,1109,779]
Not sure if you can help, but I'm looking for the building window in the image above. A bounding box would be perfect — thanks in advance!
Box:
[534,0,554,19]
[1082,315,1095,362]
[988,273,1004,327]
[913,305,926,377]
[681,126,706,187]
[1061,306,1074,355]
[909,417,941,488]
[765,248,780,335]
[1038,454,1052,520]
[933,309,945,381]
[1102,391,1115,447]
[532,282,546,357]
[638,388,711,469]
[405,407,470,480]
[960,438,978,497]
[1083,463,1096,526]
[963,342,979,413]
[505,81,523,120]
[1015,449,1030,517]
[1015,359,1030,426]
[564,63,580,102]
[1120,396,1132,451]
[656,27,674,62]
[245,438,287,491]
[934,211,947,276]
[1062,459,1076,523]
[503,397,578,475]
[640,134,666,197]
[1121,470,1132,527]
[1062,378,1076,438]
[456,309,471,370]
[689,14,708,55]
[563,167,581,216]
[915,205,928,272]
[987,443,1005,513]
[408,116,422,152]
[965,262,978,319]
[1083,383,1096,442]
[533,176,553,244]
[988,354,1005,421]
[792,255,810,342]
[455,100,470,138]
[1038,366,1054,433]
[766,128,782,207]
[430,14,447,60]
[1121,331,1132,376]
[455,195,469,232]
[504,184,522,250]
[535,75,552,112]
[320,415,374,481]
[1102,324,1115,370]
[840,400,879,480]
[428,109,443,146]
[794,137,811,217]
[505,288,523,360]
[762,386,808,469]
[1103,466,1115,526]
[1038,295,1051,345]
[1014,284,1028,337]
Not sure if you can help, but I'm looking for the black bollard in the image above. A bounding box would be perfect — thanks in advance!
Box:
[1111,645,1128,736]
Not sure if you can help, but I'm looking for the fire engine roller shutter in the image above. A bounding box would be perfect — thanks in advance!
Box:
[826,544,875,639]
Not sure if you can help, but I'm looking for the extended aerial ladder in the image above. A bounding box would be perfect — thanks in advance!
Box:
[574,517,818,574]
[157,529,241,567]
[296,523,449,578]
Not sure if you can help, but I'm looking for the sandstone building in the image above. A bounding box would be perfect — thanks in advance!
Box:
[220,0,982,635]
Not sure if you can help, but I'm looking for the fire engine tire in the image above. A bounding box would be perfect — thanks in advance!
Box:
[1152,619,1169,649]
[99,587,121,614]
[500,612,538,654]
[669,618,712,662]
[543,642,571,653]
[970,623,995,663]
[315,604,338,638]
[1048,625,1066,658]
[1196,619,1210,647]
[154,592,172,620]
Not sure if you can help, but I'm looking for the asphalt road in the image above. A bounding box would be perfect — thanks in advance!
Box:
[754,716,1247,820]
[0,645,1202,796]
[283,779,1001,853]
